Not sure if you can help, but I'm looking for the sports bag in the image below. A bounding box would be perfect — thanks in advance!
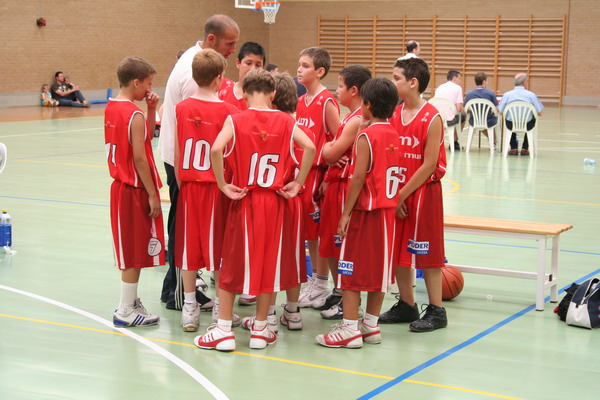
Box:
[566,278,600,329]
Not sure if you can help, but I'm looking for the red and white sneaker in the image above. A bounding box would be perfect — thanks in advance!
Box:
[194,324,236,351]
[359,319,382,344]
[316,323,363,348]
[241,313,279,333]
[249,324,277,349]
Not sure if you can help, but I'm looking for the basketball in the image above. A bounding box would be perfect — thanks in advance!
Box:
[441,265,464,300]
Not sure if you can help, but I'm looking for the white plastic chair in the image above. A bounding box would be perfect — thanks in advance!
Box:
[0,143,6,174]
[464,99,499,154]
[501,101,539,157]
[428,97,461,153]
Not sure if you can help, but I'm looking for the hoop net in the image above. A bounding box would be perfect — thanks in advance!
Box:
[256,2,280,24]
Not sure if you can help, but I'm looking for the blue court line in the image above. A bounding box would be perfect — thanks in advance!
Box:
[446,238,600,257]
[0,195,168,214]
[358,266,600,399]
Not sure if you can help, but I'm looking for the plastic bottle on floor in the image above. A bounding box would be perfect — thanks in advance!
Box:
[0,209,12,247]
[583,158,596,166]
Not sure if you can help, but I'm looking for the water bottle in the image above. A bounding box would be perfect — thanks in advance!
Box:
[583,158,597,166]
[0,209,11,247]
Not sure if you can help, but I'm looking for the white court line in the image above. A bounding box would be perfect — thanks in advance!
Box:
[537,139,600,144]
[0,128,98,138]
[0,284,228,400]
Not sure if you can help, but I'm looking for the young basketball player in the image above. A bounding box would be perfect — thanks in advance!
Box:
[240,72,317,333]
[316,77,401,348]
[105,56,165,327]
[295,46,340,308]
[195,69,316,351]
[382,57,448,332]
[173,49,240,332]
[317,65,371,318]
[218,41,266,112]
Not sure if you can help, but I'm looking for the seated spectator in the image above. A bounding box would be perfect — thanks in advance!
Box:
[498,73,544,156]
[265,63,279,74]
[464,72,499,128]
[434,70,466,150]
[40,84,59,107]
[51,71,90,107]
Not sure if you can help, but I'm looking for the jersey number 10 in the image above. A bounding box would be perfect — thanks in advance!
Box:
[181,138,211,171]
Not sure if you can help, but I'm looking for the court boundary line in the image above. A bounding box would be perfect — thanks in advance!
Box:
[357,267,600,399]
[0,127,99,138]
[0,313,521,400]
[0,284,228,400]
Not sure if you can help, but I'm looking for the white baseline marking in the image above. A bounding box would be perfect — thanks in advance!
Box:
[0,284,228,400]
[0,128,98,138]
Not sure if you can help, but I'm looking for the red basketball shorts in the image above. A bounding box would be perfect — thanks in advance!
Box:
[337,208,396,292]
[174,182,228,271]
[319,180,348,258]
[110,180,165,270]
[394,181,445,269]
[219,190,306,295]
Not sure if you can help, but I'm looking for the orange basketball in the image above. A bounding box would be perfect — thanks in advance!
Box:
[441,265,464,300]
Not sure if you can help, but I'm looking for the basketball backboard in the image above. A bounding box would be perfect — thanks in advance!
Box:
[235,0,258,9]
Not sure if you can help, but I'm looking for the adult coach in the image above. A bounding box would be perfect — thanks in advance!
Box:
[397,40,420,61]
[158,14,240,311]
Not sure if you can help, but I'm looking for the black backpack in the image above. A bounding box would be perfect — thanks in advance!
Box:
[555,283,580,321]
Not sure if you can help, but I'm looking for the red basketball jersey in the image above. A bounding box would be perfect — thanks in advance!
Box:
[296,88,339,166]
[218,77,235,99]
[389,102,447,183]
[351,122,402,211]
[104,99,162,189]
[292,124,317,176]
[225,108,298,191]
[176,97,239,183]
[324,107,362,182]
[218,82,248,111]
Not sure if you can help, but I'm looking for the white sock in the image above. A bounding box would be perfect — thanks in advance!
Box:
[363,312,378,327]
[254,319,267,330]
[343,318,358,330]
[268,305,277,315]
[285,301,299,313]
[184,291,196,306]
[214,297,220,306]
[217,319,232,331]
[118,281,138,312]
[315,274,329,288]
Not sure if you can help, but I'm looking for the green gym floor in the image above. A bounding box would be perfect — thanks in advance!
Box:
[0,104,599,400]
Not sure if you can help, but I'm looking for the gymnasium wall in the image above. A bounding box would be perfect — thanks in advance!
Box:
[0,0,598,106]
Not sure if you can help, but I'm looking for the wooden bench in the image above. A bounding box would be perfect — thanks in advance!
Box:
[444,215,573,311]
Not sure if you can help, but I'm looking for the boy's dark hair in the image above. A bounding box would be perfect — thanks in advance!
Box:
[242,68,275,95]
[54,71,63,79]
[360,77,398,119]
[299,47,332,78]
[447,69,461,81]
[406,40,418,53]
[474,72,487,86]
[265,63,279,72]
[192,49,226,87]
[237,41,266,63]
[339,65,372,93]
[272,72,298,113]
[117,56,157,88]
[393,58,430,94]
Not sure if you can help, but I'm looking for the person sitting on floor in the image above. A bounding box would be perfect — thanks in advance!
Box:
[51,71,90,107]
[40,84,59,107]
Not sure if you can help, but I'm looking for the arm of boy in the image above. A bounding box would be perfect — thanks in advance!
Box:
[277,125,316,199]
[324,101,340,139]
[322,116,361,165]
[337,134,369,236]
[395,115,443,219]
[211,118,247,200]
[145,91,159,136]
[131,113,161,218]
[173,118,181,187]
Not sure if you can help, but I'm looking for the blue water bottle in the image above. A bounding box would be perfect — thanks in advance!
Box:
[0,209,12,247]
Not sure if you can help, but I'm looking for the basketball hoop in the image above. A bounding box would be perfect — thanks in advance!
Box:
[255,1,280,24]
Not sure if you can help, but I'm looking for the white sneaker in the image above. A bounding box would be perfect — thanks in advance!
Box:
[113,298,160,327]
[297,278,316,308]
[249,324,277,349]
[211,302,241,327]
[238,294,257,306]
[241,313,278,333]
[359,319,382,344]
[316,323,363,348]
[280,307,303,330]
[298,279,331,308]
[181,302,200,332]
[194,324,236,351]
